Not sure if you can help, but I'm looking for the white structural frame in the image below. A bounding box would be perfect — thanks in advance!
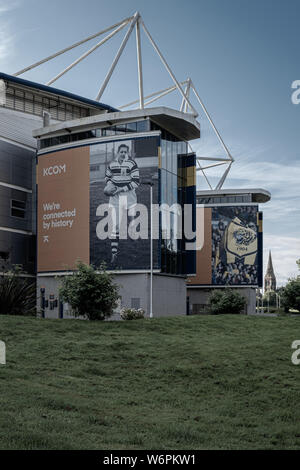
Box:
[13,11,234,189]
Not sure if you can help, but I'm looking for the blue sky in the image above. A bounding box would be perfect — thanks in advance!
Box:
[0,0,299,285]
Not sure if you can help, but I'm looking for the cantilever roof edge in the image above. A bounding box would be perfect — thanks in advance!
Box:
[32,106,201,141]
[196,188,271,203]
[0,72,118,113]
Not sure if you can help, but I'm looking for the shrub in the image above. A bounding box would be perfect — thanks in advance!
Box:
[281,277,300,313]
[59,261,119,321]
[120,307,145,320]
[208,289,246,315]
[0,265,36,316]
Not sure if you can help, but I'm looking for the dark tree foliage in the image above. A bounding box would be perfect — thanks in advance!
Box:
[208,288,246,315]
[0,265,36,316]
[59,262,119,321]
[281,278,300,313]
[280,260,300,313]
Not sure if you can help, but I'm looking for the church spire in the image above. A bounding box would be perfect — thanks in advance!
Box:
[264,251,276,292]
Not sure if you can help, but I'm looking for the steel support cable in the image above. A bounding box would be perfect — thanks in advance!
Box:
[13,15,134,77]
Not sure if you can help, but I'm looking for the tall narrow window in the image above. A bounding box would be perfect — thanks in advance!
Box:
[11,199,26,218]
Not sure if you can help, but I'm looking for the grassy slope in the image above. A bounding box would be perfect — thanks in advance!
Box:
[0,314,299,450]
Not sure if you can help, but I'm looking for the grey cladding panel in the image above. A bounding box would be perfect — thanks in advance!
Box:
[0,186,32,232]
[0,230,35,274]
[0,139,33,189]
[0,107,41,148]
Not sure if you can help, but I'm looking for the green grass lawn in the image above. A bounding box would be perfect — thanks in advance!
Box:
[0,314,299,450]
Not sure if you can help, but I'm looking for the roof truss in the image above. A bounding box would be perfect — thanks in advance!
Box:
[13,11,234,189]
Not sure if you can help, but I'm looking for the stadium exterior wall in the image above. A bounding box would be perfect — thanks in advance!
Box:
[37,273,187,319]
[187,286,257,315]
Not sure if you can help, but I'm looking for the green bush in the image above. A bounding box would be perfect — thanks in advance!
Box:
[281,277,300,313]
[0,265,36,316]
[59,261,119,321]
[208,289,246,315]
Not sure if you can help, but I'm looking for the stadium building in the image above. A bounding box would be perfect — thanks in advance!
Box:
[0,12,271,318]
[0,71,116,275]
[0,73,199,318]
[187,189,270,315]
[34,106,198,318]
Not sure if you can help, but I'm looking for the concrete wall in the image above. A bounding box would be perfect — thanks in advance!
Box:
[187,287,257,315]
[37,272,187,320]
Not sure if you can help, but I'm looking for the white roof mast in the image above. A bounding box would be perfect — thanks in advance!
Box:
[13,11,234,190]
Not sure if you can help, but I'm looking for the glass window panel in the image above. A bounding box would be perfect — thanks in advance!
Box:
[42,97,50,111]
[12,200,26,210]
[73,106,81,119]
[15,89,24,111]
[172,172,177,206]
[6,88,14,108]
[137,119,149,132]
[161,140,166,170]
[34,95,43,115]
[58,134,70,144]
[58,104,66,121]
[172,141,179,174]
[161,169,167,204]
[24,92,34,111]
[66,104,73,120]
[115,124,126,134]
[126,122,137,132]
[167,171,173,206]
[80,108,89,118]
[105,127,115,136]
[166,140,172,173]
[11,208,25,218]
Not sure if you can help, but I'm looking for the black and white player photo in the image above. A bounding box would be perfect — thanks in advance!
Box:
[103,143,140,264]
[89,136,159,270]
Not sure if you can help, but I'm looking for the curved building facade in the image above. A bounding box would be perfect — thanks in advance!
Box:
[34,107,199,318]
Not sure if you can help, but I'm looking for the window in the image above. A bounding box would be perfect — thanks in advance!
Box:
[15,89,24,112]
[126,122,137,133]
[136,120,149,132]
[11,199,26,218]
[131,298,141,309]
[0,251,9,261]
[3,85,91,121]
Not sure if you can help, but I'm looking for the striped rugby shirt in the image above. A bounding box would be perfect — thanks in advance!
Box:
[105,158,140,191]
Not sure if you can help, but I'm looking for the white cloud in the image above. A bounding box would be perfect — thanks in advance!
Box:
[0,1,19,67]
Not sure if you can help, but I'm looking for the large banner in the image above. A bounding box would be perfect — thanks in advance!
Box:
[211,206,259,285]
[190,205,261,286]
[90,136,160,270]
[37,147,90,272]
[37,136,160,272]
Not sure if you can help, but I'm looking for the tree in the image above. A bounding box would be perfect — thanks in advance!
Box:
[280,259,300,313]
[262,290,277,307]
[0,265,36,316]
[208,288,246,315]
[59,262,119,320]
[281,278,300,313]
